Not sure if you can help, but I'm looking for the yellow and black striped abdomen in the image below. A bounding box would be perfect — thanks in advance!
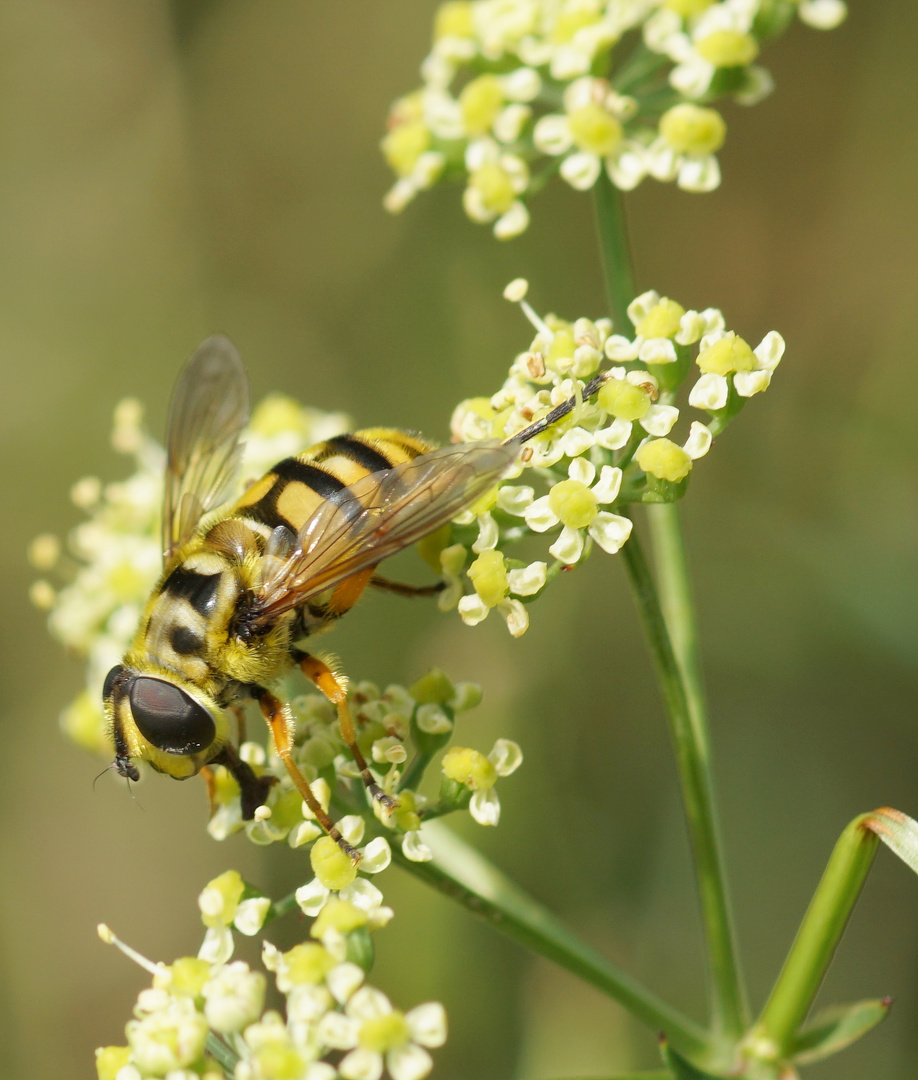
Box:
[231,428,435,536]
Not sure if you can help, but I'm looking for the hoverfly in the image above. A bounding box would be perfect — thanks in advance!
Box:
[103,337,603,856]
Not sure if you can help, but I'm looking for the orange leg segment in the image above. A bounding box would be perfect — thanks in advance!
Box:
[251,683,359,861]
[292,648,398,814]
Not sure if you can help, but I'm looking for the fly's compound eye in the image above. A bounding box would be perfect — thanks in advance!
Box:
[102,664,126,701]
[129,677,216,755]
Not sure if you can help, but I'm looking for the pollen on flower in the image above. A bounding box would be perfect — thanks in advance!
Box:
[697,332,756,374]
[442,746,498,790]
[659,104,726,156]
[311,836,359,891]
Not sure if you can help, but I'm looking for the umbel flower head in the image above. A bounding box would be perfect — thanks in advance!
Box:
[441,278,784,634]
[382,0,847,236]
[96,908,447,1080]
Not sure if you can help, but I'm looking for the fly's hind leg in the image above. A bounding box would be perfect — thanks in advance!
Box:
[250,683,359,861]
[292,648,398,815]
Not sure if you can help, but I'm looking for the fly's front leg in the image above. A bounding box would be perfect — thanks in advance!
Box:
[292,648,398,814]
[249,683,359,861]
[209,742,276,820]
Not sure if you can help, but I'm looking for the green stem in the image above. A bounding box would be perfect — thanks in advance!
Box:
[393,821,713,1063]
[619,524,746,1039]
[593,179,746,1040]
[751,814,880,1059]
[592,172,635,332]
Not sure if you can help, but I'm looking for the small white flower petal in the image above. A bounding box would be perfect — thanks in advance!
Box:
[415,703,452,734]
[523,495,559,533]
[326,962,366,1005]
[388,1043,434,1080]
[641,404,680,436]
[402,829,433,862]
[458,593,490,626]
[594,418,633,450]
[496,484,534,515]
[359,837,392,874]
[494,200,530,240]
[684,421,713,460]
[405,1002,448,1048]
[233,897,271,937]
[339,1048,385,1080]
[532,113,573,155]
[340,876,384,913]
[638,337,678,364]
[688,372,729,411]
[548,525,585,564]
[348,986,393,1021]
[560,151,602,191]
[567,456,596,485]
[289,819,323,849]
[507,561,547,597]
[470,787,501,826]
[499,598,529,638]
[588,512,633,554]
[733,369,772,397]
[799,0,847,29]
[677,154,721,193]
[754,330,785,370]
[502,66,541,102]
[471,512,499,553]
[295,878,330,917]
[318,1011,361,1051]
[591,465,623,503]
[488,738,523,777]
[198,926,234,966]
[558,426,595,457]
[339,815,366,846]
[604,334,641,361]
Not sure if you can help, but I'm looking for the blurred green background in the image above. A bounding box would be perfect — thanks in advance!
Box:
[2,2,917,1077]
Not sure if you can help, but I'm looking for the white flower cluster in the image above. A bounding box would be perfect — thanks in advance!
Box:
[382,0,847,235]
[96,908,447,1080]
[441,279,784,635]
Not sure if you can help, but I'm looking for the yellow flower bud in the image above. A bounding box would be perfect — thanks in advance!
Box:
[664,0,714,13]
[460,74,504,137]
[200,869,245,928]
[467,549,509,607]
[393,789,422,833]
[598,378,651,420]
[282,942,336,985]
[359,1011,411,1052]
[311,897,368,938]
[410,669,455,705]
[546,324,576,364]
[553,9,601,43]
[696,29,759,67]
[659,104,726,155]
[568,103,623,157]
[635,439,693,482]
[468,163,516,214]
[434,0,473,39]
[696,332,755,375]
[249,394,304,437]
[95,1046,132,1080]
[170,957,212,999]
[253,1045,306,1080]
[381,120,431,177]
[635,298,685,339]
[442,746,498,790]
[548,479,598,529]
[310,836,358,891]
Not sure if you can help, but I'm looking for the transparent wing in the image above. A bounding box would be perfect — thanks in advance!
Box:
[162,335,249,569]
[251,440,518,624]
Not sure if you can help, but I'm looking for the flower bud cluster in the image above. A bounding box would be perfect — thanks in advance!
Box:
[442,280,784,634]
[96,913,447,1080]
[382,0,846,235]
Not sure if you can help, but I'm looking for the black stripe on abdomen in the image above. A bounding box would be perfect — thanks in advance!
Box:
[321,434,394,475]
[272,457,348,500]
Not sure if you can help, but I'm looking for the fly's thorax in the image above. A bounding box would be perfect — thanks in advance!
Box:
[135,546,242,683]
